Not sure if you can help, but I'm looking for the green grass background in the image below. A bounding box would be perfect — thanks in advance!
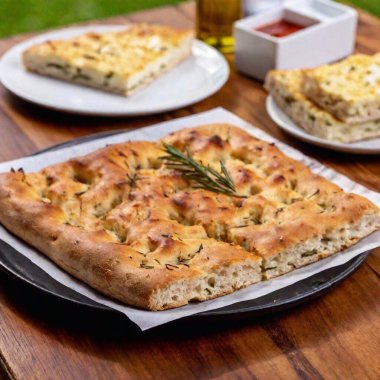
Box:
[0,0,378,38]
[0,0,182,38]
[343,0,380,17]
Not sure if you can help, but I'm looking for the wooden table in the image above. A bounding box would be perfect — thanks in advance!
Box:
[0,2,379,379]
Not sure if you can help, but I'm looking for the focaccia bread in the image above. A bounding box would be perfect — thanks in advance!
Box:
[23,24,193,96]
[265,69,380,143]
[0,125,379,310]
[302,53,380,124]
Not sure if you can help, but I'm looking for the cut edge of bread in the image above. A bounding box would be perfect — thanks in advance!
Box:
[262,211,380,279]
[272,90,380,143]
[149,258,262,310]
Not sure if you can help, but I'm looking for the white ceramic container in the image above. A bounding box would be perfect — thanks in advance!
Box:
[234,0,358,81]
[243,0,285,15]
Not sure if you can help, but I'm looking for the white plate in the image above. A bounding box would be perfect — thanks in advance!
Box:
[0,25,229,116]
[266,96,380,155]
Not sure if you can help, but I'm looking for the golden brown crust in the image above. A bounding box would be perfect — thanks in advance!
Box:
[0,124,379,310]
[302,53,380,124]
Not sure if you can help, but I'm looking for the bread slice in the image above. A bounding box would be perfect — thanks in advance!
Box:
[265,69,380,143]
[23,24,193,96]
[0,125,379,310]
[302,53,380,124]
[229,194,380,279]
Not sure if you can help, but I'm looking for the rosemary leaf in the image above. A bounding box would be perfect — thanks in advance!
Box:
[161,143,246,198]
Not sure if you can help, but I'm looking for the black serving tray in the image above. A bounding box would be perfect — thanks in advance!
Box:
[0,130,370,319]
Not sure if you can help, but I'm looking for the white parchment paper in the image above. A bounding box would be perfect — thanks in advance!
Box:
[1,108,379,330]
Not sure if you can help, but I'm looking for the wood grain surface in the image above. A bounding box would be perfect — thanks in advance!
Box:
[0,2,379,379]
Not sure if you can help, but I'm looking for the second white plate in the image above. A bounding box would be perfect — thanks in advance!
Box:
[0,25,230,117]
[266,96,380,155]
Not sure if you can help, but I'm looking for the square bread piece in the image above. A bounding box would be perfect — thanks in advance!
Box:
[23,24,193,96]
[0,125,379,311]
[265,69,380,143]
[302,53,380,124]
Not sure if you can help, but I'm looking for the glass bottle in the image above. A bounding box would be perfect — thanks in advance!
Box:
[196,0,242,53]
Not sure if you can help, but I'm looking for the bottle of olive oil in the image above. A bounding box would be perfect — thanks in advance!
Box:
[196,0,242,53]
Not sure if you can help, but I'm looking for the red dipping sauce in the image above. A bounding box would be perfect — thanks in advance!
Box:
[255,19,307,38]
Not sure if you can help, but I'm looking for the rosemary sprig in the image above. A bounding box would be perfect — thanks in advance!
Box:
[160,143,246,198]
[127,172,139,188]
